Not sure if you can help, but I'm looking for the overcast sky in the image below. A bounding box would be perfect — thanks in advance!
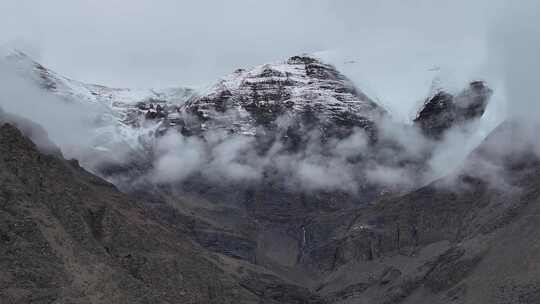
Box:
[0,0,530,120]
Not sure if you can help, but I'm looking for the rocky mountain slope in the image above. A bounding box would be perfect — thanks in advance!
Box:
[0,51,509,304]
[306,121,540,303]
[0,121,329,304]
[3,111,540,304]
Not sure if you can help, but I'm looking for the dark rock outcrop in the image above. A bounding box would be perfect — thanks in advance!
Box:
[414,81,492,140]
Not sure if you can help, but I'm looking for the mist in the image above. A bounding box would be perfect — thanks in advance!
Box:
[0,60,101,154]
[144,109,495,195]
[484,1,540,161]
[0,59,143,170]
[489,2,540,121]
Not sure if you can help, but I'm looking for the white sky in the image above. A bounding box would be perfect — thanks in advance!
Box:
[0,0,532,121]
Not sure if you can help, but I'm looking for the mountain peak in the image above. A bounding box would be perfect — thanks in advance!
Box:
[182,54,386,138]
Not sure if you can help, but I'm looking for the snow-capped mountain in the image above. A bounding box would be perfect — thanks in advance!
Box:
[4,51,389,155]
[182,55,386,138]
[3,50,492,188]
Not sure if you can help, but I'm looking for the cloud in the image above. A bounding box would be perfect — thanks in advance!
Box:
[152,132,206,183]
[145,104,496,195]
[0,59,102,156]
[488,1,540,123]
[205,134,261,182]
[0,57,145,172]
[296,158,357,192]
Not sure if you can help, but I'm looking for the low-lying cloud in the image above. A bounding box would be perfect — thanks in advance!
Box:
[145,108,492,196]
[0,57,141,170]
[0,59,100,153]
